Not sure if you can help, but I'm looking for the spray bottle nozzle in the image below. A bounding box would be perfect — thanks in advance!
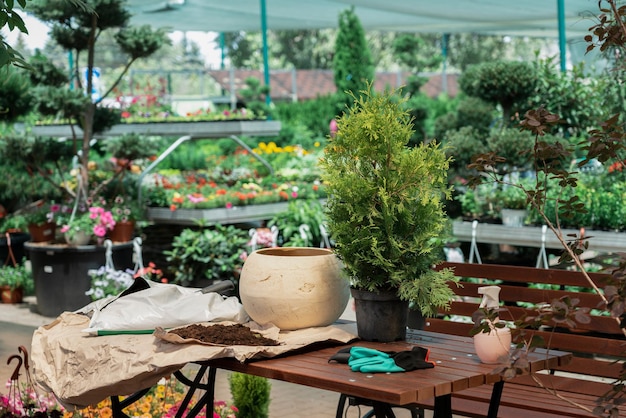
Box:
[478,285,501,309]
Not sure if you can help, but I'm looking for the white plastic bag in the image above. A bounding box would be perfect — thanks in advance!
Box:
[79,277,249,335]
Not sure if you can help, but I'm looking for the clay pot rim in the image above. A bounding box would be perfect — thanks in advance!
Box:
[253,247,333,257]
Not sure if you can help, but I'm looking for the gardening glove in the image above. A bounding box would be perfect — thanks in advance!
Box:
[348,347,405,373]
[390,346,435,371]
[329,346,435,373]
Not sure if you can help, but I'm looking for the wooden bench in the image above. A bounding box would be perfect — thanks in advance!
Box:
[414,261,625,417]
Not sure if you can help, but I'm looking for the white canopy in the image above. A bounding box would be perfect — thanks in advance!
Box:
[126,0,600,41]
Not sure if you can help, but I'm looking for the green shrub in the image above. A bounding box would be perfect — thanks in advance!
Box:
[0,66,33,122]
[459,60,538,123]
[164,224,249,287]
[268,199,326,247]
[443,126,488,180]
[229,372,271,418]
[455,96,497,134]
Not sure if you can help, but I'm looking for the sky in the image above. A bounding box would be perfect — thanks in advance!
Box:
[2,14,222,67]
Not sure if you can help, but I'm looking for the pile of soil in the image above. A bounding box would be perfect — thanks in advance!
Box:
[169,323,280,346]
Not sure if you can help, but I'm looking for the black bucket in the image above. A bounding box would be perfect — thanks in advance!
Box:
[26,242,133,317]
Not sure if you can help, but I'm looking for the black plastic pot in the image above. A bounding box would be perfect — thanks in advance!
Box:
[350,287,409,342]
[26,242,134,317]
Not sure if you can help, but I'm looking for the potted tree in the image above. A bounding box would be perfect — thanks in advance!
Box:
[320,85,458,342]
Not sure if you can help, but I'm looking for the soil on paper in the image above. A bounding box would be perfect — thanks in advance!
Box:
[169,323,280,346]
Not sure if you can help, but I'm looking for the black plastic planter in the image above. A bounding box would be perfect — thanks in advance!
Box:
[26,242,133,317]
[350,287,409,342]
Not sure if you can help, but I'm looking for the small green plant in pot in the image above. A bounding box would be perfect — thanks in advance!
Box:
[0,260,33,303]
[320,84,458,342]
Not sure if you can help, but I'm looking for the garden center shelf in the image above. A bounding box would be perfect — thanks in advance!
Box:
[30,120,282,139]
[31,120,284,221]
[146,202,292,226]
[452,220,626,254]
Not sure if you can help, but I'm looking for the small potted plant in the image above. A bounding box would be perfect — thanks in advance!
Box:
[496,183,530,227]
[58,205,116,246]
[106,194,142,242]
[22,200,61,243]
[320,84,458,342]
[0,260,33,304]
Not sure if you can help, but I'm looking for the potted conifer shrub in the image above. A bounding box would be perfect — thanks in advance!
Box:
[320,85,458,342]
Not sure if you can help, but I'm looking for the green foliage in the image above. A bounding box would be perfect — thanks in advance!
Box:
[271,29,335,69]
[524,57,604,137]
[115,25,171,60]
[486,128,536,172]
[0,65,33,122]
[496,183,530,210]
[268,199,326,247]
[442,126,488,180]
[434,96,496,142]
[392,34,442,74]
[320,85,458,316]
[0,0,29,69]
[273,93,343,140]
[0,135,72,209]
[32,85,89,119]
[28,0,169,201]
[103,133,162,161]
[332,7,374,107]
[446,33,510,71]
[164,224,249,287]
[27,51,68,87]
[403,94,429,145]
[459,60,538,123]
[0,259,33,293]
[455,96,497,134]
[228,372,271,418]
[239,76,271,118]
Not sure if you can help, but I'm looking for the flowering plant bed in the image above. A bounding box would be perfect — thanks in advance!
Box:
[0,376,237,417]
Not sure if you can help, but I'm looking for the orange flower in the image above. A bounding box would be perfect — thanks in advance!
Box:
[216,189,227,195]
[279,190,289,200]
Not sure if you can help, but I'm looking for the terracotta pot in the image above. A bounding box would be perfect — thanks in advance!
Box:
[1,285,23,304]
[473,327,511,364]
[108,221,135,243]
[239,247,350,330]
[28,222,57,243]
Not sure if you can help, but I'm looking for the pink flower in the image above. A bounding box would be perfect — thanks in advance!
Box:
[93,224,107,237]
[187,194,206,203]
[225,202,233,209]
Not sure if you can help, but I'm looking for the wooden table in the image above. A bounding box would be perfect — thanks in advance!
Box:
[115,329,571,418]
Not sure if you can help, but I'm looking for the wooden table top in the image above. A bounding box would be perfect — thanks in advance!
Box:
[205,329,572,407]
